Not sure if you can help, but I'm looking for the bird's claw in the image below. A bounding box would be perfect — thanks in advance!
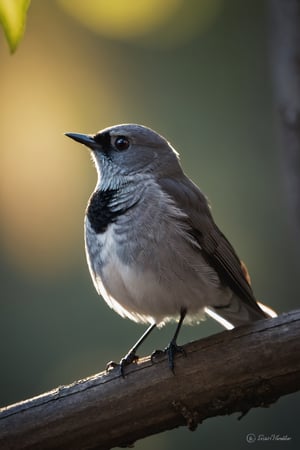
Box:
[150,349,165,363]
[106,360,121,372]
[106,351,139,377]
[150,343,186,372]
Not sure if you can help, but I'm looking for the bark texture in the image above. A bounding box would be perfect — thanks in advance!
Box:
[0,311,299,450]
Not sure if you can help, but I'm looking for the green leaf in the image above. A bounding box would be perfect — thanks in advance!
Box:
[0,0,31,53]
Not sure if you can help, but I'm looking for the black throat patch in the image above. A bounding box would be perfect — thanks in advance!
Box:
[87,189,120,234]
[93,131,112,154]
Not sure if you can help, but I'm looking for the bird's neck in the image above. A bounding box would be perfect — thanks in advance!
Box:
[93,157,130,192]
[87,178,142,234]
[96,174,128,192]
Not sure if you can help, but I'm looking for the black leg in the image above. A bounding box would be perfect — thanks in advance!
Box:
[166,308,187,372]
[107,323,156,376]
[151,308,187,371]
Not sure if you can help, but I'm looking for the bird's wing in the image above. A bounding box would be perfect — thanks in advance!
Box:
[158,175,265,316]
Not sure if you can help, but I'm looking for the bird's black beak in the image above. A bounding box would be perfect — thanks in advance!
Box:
[65,132,96,149]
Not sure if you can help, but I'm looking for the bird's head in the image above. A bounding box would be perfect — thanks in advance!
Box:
[66,124,182,189]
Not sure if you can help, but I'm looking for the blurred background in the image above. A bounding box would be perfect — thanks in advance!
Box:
[0,0,299,448]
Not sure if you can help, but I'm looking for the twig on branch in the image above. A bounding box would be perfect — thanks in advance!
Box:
[0,310,300,450]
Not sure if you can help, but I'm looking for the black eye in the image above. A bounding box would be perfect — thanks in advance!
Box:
[115,136,130,151]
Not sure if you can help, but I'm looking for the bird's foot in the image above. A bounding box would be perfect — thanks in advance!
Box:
[166,340,186,372]
[119,351,139,376]
[150,349,165,363]
[106,351,139,377]
[151,341,186,372]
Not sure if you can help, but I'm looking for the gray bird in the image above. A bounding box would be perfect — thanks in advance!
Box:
[65,124,276,372]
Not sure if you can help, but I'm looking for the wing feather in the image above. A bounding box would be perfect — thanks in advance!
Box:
[158,175,266,317]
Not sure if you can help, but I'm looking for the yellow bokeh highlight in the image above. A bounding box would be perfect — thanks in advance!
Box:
[58,0,223,46]
[0,72,87,276]
[58,0,181,39]
[0,31,118,278]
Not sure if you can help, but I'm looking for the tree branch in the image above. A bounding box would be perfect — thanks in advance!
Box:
[0,311,299,450]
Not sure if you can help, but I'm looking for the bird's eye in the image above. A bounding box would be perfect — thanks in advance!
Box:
[115,136,130,151]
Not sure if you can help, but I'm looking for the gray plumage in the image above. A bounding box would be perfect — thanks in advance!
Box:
[66,124,276,336]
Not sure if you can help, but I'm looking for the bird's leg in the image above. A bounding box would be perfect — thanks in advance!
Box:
[151,308,187,372]
[165,308,187,372]
[120,323,156,367]
[106,323,156,376]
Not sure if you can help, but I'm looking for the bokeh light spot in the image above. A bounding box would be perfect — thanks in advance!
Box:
[58,0,181,39]
[0,34,119,279]
[58,0,223,46]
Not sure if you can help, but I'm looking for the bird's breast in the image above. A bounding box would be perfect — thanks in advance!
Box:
[83,204,227,326]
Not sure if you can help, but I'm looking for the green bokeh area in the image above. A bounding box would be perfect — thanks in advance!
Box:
[0,1,299,449]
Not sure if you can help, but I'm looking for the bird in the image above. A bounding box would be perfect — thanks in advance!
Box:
[65,124,277,373]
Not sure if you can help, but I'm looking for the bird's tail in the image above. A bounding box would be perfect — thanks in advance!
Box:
[205,259,277,329]
[257,301,278,319]
[205,299,277,330]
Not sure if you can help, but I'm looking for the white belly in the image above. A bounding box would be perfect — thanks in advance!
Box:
[85,218,231,326]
